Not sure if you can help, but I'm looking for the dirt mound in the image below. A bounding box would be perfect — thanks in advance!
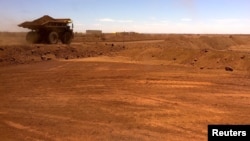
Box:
[199,36,236,50]
[119,35,250,71]
[163,35,245,50]
[0,43,125,66]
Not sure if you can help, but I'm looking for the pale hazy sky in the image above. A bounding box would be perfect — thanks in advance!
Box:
[1,0,250,33]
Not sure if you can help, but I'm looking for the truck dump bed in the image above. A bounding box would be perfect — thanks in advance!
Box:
[18,15,72,30]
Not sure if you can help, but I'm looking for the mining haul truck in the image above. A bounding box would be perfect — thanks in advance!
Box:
[18,15,74,44]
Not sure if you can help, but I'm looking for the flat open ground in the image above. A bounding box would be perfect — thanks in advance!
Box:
[0,33,250,141]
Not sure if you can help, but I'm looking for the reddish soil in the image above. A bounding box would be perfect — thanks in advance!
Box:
[0,33,250,141]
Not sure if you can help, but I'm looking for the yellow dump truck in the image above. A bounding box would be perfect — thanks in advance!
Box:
[18,15,74,44]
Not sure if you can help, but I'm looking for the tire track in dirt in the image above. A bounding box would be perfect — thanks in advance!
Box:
[3,120,54,141]
[2,109,166,141]
[135,80,213,88]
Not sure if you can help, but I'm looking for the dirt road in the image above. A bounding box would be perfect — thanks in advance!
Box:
[1,56,250,141]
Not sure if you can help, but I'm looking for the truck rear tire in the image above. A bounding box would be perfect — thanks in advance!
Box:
[62,32,73,44]
[48,32,59,44]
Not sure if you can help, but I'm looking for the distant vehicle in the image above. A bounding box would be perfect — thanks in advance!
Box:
[18,15,74,44]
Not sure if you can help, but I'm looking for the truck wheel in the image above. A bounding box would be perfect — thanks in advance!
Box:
[62,32,73,44]
[26,32,40,43]
[48,32,59,44]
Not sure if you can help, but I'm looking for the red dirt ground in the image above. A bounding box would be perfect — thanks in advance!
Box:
[0,33,250,141]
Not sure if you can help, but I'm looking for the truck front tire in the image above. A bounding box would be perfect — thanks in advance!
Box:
[62,32,73,44]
